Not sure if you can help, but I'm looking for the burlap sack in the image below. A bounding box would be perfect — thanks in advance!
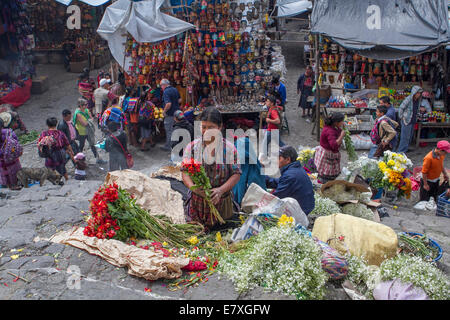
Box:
[312,214,398,266]
[105,169,186,224]
[150,165,183,181]
[49,227,189,280]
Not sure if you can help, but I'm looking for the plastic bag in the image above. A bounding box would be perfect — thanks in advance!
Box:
[241,183,309,227]
[349,134,372,150]
[373,280,429,300]
[414,198,437,211]
[230,216,264,242]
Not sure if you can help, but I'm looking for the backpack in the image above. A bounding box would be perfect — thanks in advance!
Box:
[269,106,282,129]
[37,134,57,158]
[1,130,23,163]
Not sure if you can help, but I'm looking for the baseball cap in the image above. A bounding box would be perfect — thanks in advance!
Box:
[279,145,298,162]
[437,140,450,153]
[99,78,109,87]
[0,112,12,127]
[174,110,184,120]
[74,152,86,160]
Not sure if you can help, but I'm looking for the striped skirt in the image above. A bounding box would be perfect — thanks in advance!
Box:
[314,146,341,179]
[0,158,21,186]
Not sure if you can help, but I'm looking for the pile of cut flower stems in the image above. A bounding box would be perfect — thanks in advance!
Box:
[344,127,357,161]
[398,233,439,262]
[108,189,204,248]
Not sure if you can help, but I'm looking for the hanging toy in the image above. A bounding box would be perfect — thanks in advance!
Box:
[201,0,207,11]
[373,62,381,75]
[212,33,218,47]
[219,32,226,45]
[204,33,211,45]
[383,62,389,79]
[197,31,202,46]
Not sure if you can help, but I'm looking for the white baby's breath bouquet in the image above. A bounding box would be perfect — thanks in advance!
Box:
[310,193,342,216]
[218,225,328,300]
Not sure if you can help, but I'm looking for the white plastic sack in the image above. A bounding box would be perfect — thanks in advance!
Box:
[241,183,309,227]
[413,198,437,211]
[350,134,372,150]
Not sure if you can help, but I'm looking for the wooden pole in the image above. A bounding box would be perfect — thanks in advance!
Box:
[314,34,320,141]
[443,47,448,113]
[315,34,321,141]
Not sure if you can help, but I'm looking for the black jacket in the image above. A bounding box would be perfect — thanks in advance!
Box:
[58,120,79,143]
[171,119,194,149]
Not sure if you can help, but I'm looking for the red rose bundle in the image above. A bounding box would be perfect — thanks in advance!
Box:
[182,158,225,224]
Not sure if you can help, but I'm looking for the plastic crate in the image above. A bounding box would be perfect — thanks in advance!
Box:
[437,191,450,218]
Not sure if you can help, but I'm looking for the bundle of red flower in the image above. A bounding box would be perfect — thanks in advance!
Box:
[181,158,225,224]
[83,183,121,239]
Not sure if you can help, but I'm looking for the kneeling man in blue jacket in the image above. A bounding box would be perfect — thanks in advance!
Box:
[265,145,315,215]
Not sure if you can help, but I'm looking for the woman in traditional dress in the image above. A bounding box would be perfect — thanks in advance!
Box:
[38,117,75,181]
[314,112,346,184]
[0,118,22,190]
[181,107,241,230]
[77,69,96,115]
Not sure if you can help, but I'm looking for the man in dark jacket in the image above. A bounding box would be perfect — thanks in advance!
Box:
[171,110,194,161]
[265,145,315,215]
[58,109,79,164]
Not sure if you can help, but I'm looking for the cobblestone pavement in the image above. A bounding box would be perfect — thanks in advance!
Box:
[0,39,448,299]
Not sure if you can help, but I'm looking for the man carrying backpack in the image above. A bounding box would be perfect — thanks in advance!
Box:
[369,105,399,159]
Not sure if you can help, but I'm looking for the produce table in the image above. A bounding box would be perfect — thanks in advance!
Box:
[415,122,450,147]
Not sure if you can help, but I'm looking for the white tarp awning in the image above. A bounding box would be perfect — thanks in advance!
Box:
[97,0,195,70]
[55,0,110,6]
[276,0,312,18]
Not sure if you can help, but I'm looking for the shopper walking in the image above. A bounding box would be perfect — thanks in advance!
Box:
[58,109,79,164]
[94,78,111,125]
[0,118,22,190]
[368,105,399,159]
[160,79,181,152]
[38,117,74,181]
[73,98,105,164]
[297,66,314,118]
[397,86,423,153]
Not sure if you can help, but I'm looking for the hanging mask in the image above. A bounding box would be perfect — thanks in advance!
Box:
[248,71,255,81]
[214,13,221,24]
[241,20,248,30]
[204,33,211,45]
[230,2,237,14]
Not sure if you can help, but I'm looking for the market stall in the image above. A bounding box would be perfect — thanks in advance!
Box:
[0,0,35,107]
[27,0,111,72]
[97,0,287,135]
[309,0,450,140]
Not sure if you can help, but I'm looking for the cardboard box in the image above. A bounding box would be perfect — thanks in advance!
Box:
[31,76,49,94]
[319,85,332,99]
